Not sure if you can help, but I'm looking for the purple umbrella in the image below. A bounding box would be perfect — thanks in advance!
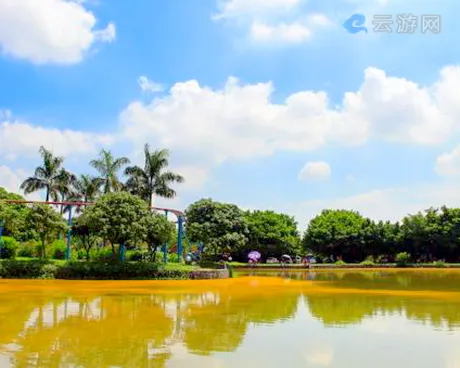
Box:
[248,251,261,261]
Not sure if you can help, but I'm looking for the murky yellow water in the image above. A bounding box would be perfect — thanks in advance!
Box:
[1,270,460,367]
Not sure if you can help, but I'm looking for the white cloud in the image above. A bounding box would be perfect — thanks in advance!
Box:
[250,21,311,43]
[214,0,331,44]
[0,115,114,159]
[172,165,210,191]
[0,165,41,200]
[214,0,302,19]
[346,174,356,182]
[307,14,333,27]
[435,146,460,176]
[120,65,460,169]
[138,76,164,93]
[0,0,115,64]
[298,161,331,181]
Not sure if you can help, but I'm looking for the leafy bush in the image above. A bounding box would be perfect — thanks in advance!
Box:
[0,236,19,259]
[360,260,375,266]
[0,260,191,280]
[40,263,58,278]
[0,260,53,278]
[17,240,39,258]
[396,252,411,266]
[433,260,446,268]
[168,253,180,263]
[50,239,67,260]
[335,260,346,265]
[55,261,188,280]
[90,247,114,261]
[125,249,144,261]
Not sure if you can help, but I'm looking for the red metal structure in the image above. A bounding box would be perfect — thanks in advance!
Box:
[2,200,185,262]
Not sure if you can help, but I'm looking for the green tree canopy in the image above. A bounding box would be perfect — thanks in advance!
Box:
[185,199,248,256]
[25,204,67,258]
[71,211,102,260]
[84,192,150,256]
[302,209,368,262]
[243,210,300,259]
[0,187,32,241]
[144,212,176,260]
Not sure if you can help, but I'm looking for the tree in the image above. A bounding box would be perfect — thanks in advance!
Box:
[71,211,102,261]
[25,204,67,258]
[144,212,175,261]
[0,187,32,241]
[85,192,150,257]
[125,144,184,207]
[20,146,73,201]
[243,210,300,260]
[90,149,130,193]
[56,168,77,214]
[64,175,103,214]
[185,199,249,257]
[302,209,368,262]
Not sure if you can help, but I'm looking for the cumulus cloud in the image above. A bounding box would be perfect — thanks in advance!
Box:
[0,165,41,200]
[138,76,164,93]
[4,64,460,195]
[250,21,311,43]
[435,145,460,176]
[0,115,115,159]
[214,0,329,44]
[120,65,460,169]
[298,161,331,181]
[214,0,302,19]
[0,0,116,64]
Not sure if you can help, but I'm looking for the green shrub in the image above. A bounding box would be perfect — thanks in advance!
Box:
[360,260,375,266]
[0,260,191,280]
[40,263,58,279]
[125,249,144,262]
[55,261,187,280]
[433,260,446,268]
[396,252,410,267]
[0,260,52,278]
[168,253,180,263]
[90,247,115,261]
[50,239,67,260]
[17,240,39,258]
[335,260,346,266]
[0,236,19,259]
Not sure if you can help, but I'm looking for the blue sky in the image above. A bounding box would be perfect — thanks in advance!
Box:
[1,0,460,229]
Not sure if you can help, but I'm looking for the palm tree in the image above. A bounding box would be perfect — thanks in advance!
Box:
[125,143,184,208]
[89,149,130,193]
[56,168,77,214]
[63,175,103,214]
[20,146,73,202]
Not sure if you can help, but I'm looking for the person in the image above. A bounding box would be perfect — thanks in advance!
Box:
[303,256,311,269]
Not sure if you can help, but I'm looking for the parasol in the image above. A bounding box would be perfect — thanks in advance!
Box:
[248,251,261,261]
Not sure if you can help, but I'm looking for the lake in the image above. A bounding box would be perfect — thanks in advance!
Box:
[1,269,460,367]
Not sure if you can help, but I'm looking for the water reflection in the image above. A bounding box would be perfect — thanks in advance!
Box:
[0,271,460,367]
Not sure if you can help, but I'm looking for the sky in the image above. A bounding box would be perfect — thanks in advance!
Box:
[1,0,460,230]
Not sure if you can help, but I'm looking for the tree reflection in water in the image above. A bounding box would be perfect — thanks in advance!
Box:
[0,272,460,366]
